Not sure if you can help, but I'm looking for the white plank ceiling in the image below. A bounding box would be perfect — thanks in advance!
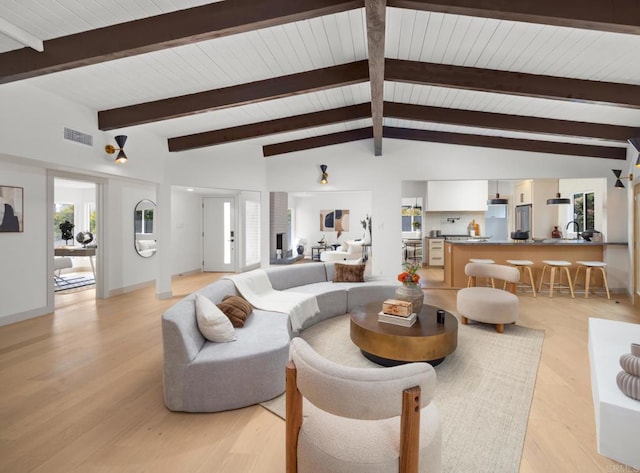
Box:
[0,1,638,155]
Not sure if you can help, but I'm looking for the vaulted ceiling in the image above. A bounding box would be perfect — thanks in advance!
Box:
[1,0,639,160]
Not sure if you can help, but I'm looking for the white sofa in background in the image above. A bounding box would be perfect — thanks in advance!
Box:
[320,239,364,262]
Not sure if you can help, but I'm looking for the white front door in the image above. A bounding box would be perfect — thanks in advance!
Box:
[203,197,236,272]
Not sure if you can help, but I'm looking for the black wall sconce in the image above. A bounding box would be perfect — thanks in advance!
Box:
[105,135,128,164]
[320,164,328,184]
[613,169,633,188]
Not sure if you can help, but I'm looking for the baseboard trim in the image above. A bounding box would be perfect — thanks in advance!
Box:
[0,306,52,327]
[108,279,155,296]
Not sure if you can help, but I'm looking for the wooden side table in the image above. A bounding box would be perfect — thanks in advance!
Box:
[311,245,326,261]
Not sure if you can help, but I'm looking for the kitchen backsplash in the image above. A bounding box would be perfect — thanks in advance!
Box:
[424,211,487,236]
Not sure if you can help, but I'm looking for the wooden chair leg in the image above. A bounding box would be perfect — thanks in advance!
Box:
[573,265,583,289]
[599,267,611,299]
[584,267,592,298]
[399,386,421,473]
[461,316,468,325]
[563,267,575,298]
[525,266,536,297]
[495,323,505,333]
[538,265,547,293]
[548,267,556,297]
[286,361,302,473]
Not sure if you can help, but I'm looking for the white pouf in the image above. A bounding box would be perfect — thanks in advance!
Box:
[457,287,519,328]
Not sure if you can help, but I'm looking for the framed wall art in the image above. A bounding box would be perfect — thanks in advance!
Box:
[0,185,24,232]
[320,209,350,237]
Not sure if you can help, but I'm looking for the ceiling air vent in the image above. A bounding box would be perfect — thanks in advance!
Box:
[63,127,93,146]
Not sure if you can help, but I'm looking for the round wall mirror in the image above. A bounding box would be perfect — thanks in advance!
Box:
[134,199,156,258]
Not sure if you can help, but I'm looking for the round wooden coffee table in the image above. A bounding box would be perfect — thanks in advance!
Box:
[350,302,458,366]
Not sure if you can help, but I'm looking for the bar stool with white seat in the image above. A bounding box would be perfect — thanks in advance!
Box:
[505,260,536,297]
[573,261,611,299]
[468,258,495,287]
[538,260,575,298]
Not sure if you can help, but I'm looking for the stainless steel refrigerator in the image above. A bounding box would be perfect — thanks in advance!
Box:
[515,204,532,233]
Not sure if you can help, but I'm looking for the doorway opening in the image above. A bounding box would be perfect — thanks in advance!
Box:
[53,178,97,302]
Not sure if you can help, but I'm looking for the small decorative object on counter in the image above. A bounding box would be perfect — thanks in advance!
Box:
[467,220,475,237]
[437,309,445,324]
[616,342,640,401]
[395,262,424,314]
[551,226,562,238]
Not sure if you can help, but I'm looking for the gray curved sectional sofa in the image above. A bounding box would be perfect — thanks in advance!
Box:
[162,262,398,413]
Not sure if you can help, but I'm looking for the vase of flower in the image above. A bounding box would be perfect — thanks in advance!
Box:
[396,262,423,314]
[395,283,423,314]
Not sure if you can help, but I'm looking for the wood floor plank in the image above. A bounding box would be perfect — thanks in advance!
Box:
[0,268,637,472]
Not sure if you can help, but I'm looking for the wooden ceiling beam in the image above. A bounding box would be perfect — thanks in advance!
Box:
[168,103,371,152]
[384,102,639,141]
[263,128,373,156]
[388,0,640,35]
[383,126,627,160]
[365,0,387,156]
[98,61,369,130]
[0,0,364,84]
[386,59,640,109]
[261,122,628,157]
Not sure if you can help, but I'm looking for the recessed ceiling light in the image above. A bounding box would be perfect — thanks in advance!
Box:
[187,188,194,192]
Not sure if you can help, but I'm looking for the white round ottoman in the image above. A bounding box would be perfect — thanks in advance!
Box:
[457,287,519,333]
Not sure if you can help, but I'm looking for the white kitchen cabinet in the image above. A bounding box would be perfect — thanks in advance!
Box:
[426,180,488,211]
[428,238,445,266]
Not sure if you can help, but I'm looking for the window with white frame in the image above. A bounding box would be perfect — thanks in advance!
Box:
[572,191,595,232]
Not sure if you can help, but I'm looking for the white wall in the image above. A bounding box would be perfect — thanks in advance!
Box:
[171,189,203,275]
[0,161,48,325]
[0,83,169,183]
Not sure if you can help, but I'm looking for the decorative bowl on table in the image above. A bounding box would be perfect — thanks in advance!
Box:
[532,237,545,242]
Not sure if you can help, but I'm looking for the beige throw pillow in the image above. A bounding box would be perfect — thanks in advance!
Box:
[195,293,237,342]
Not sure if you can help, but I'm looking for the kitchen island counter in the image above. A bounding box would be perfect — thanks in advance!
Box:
[448,239,606,245]
[444,240,606,288]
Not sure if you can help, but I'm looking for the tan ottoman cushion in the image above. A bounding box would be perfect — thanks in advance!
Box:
[457,287,519,325]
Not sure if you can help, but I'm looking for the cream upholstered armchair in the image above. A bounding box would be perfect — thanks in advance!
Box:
[286,338,441,473]
[456,263,520,333]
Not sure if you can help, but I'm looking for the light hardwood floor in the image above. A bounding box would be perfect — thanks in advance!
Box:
[0,270,638,472]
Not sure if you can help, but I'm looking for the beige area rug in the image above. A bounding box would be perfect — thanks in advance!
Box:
[261,314,544,473]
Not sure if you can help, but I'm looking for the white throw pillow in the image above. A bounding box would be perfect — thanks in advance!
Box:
[347,240,363,253]
[195,293,237,343]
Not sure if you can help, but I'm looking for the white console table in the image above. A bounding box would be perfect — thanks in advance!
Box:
[588,318,640,468]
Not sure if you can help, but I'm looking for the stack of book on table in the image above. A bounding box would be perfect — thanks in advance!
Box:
[378,299,417,327]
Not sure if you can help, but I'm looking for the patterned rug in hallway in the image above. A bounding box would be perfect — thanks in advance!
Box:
[54,274,95,293]
[261,314,544,473]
